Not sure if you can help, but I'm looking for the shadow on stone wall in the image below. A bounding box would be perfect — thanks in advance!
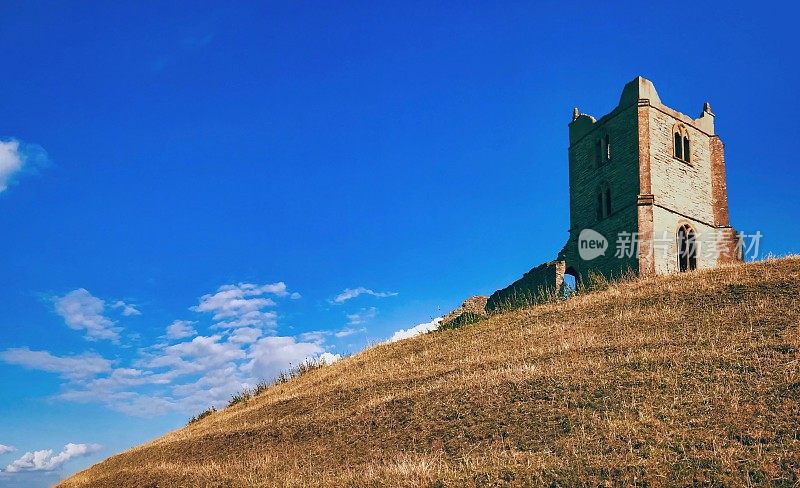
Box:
[485,260,566,312]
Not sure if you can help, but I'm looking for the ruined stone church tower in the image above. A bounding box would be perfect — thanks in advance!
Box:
[461,76,745,314]
[559,76,742,285]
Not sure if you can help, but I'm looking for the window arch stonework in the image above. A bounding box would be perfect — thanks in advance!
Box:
[596,182,611,221]
[673,124,690,163]
[677,223,697,272]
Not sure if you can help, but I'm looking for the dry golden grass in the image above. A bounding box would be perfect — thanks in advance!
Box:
[60,258,800,487]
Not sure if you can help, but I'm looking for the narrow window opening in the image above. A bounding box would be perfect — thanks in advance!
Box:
[604,134,611,162]
[677,225,697,272]
[683,136,690,163]
[605,188,611,217]
[674,126,691,163]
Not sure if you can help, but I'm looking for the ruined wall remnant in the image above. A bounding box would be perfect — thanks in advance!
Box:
[435,77,744,331]
[439,296,488,330]
[485,260,565,312]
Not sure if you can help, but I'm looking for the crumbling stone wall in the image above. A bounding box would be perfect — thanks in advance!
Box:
[445,77,744,329]
[439,296,488,329]
[486,260,565,312]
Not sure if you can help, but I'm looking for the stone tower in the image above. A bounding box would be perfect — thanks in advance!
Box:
[559,76,741,284]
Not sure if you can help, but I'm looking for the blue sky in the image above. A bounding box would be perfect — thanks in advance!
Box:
[0,1,797,485]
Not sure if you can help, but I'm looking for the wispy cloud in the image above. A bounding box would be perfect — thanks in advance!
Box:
[332,287,397,304]
[334,327,364,338]
[0,445,15,455]
[3,443,101,473]
[190,282,295,329]
[165,320,196,340]
[54,289,121,342]
[44,329,338,417]
[387,317,442,343]
[2,280,337,418]
[345,307,377,326]
[0,138,49,194]
[298,331,331,344]
[228,327,262,344]
[112,300,141,317]
[0,348,113,381]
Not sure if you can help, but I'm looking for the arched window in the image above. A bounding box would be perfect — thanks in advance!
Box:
[596,183,611,221]
[673,125,690,163]
[594,134,611,167]
[677,224,697,272]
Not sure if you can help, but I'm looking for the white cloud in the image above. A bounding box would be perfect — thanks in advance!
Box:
[346,307,377,326]
[0,348,113,380]
[54,289,120,342]
[0,139,48,194]
[147,335,245,376]
[333,287,397,304]
[0,445,15,455]
[334,327,364,338]
[112,300,141,317]
[9,330,341,417]
[165,320,196,340]
[3,280,345,419]
[58,389,176,418]
[249,283,289,296]
[243,336,324,380]
[290,292,301,300]
[213,310,277,329]
[298,331,331,344]
[387,317,442,343]
[318,352,341,365]
[168,365,247,413]
[0,141,23,193]
[190,282,295,329]
[4,443,101,473]
[228,327,262,344]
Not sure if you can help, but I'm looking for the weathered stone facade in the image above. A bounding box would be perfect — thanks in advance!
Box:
[561,76,742,283]
[446,77,742,320]
[440,296,488,329]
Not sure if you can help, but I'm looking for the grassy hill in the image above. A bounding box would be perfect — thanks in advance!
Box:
[60,258,800,487]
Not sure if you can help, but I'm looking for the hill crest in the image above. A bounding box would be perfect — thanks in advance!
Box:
[61,258,800,487]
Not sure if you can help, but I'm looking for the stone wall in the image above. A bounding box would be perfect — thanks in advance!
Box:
[439,296,488,329]
[486,260,565,312]
[562,76,741,280]
[451,77,744,328]
[562,83,642,283]
[647,105,716,225]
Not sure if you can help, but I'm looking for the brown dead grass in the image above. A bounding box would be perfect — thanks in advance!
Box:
[59,258,800,487]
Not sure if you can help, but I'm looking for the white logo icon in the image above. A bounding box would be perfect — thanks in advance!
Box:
[578,228,608,260]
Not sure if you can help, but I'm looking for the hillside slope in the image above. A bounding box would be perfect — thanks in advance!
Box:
[60,258,800,487]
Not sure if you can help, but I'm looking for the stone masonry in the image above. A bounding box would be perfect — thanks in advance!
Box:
[475,76,742,315]
[562,76,742,282]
